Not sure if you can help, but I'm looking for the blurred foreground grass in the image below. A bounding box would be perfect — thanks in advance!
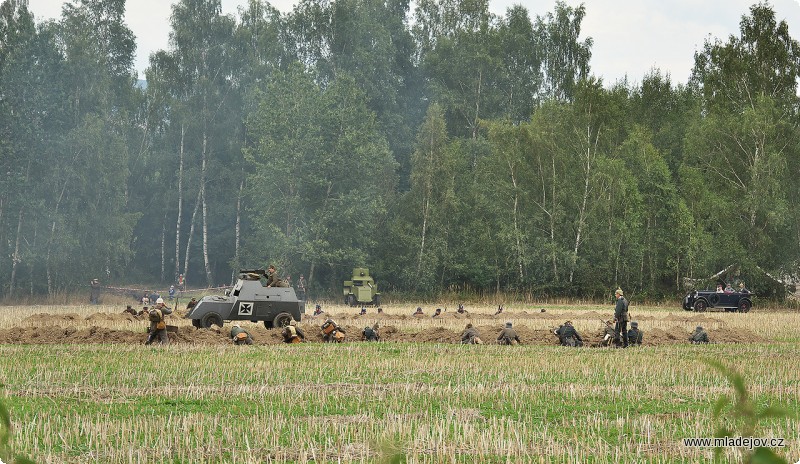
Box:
[0,342,798,463]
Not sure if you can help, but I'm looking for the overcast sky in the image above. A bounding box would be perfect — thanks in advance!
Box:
[26,0,800,85]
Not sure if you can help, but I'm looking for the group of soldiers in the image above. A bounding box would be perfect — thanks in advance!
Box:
[224,317,380,345]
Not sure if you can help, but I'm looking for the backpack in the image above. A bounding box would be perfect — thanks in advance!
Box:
[148,309,162,323]
[363,327,376,340]
[286,326,297,338]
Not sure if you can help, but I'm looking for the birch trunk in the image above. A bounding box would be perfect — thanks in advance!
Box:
[231,177,244,285]
[175,124,185,281]
[183,186,203,289]
[201,130,212,287]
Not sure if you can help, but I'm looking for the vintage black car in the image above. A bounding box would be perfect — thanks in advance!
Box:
[186,269,305,329]
[683,289,753,312]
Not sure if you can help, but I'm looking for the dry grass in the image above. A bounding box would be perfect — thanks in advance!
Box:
[0,302,798,462]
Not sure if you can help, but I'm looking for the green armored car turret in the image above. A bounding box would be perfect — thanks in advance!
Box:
[343,267,380,306]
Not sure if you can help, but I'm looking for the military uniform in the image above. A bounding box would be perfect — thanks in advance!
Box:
[230,326,254,345]
[497,323,521,345]
[614,292,629,347]
[297,276,307,300]
[265,268,289,288]
[283,324,305,343]
[362,325,379,341]
[690,326,709,344]
[627,322,643,345]
[555,323,583,347]
[145,307,169,345]
[461,326,482,344]
[321,320,345,343]
[601,323,616,347]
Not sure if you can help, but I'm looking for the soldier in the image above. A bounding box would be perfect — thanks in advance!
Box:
[168,285,176,301]
[554,320,583,347]
[461,323,483,344]
[360,306,367,316]
[145,302,169,345]
[313,304,324,316]
[494,305,504,316]
[122,305,137,316]
[321,318,346,343]
[413,307,424,316]
[614,288,630,348]
[89,279,101,304]
[432,308,442,317]
[283,321,305,343]
[690,326,710,344]
[362,323,380,341]
[457,304,466,314]
[497,321,521,345]
[265,265,289,288]
[627,321,643,345]
[186,297,198,310]
[600,320,616,347]
[230,325,254,345]
[297,275,307,300]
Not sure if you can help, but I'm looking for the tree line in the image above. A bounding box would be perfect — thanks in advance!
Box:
[1,0,798,300]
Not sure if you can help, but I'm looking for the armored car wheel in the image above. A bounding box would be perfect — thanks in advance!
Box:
[345,295,356,307]
[693,300,707,312]
[372,295,380,307]
[738,300,752,313]
[200,312,223,329]
[273,312,293,328]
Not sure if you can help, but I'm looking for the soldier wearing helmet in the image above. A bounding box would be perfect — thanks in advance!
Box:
[496,321,521,345]
[282,320,305,344]
[230,324,254,345]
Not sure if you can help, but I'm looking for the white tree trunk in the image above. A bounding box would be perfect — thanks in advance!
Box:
[183,186,203,289]
[174,124,185,282]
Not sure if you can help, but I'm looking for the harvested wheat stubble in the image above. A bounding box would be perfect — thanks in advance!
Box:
[0,311,766,346]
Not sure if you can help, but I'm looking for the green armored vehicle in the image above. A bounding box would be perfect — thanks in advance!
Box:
[343,267,380,306]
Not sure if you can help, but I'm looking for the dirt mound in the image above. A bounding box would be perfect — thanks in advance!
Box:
[0,312,767,347]
[661,313,722,324]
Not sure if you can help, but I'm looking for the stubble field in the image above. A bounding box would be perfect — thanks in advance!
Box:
[0,300,798,463]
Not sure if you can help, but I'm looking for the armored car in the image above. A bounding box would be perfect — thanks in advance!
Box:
[186,269,304,329]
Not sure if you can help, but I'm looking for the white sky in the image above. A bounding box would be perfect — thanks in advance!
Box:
[26,0,800,85]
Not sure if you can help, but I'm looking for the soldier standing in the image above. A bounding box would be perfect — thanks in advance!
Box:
[614,288,630,348]
[297,275,307,300]
[89,279,101,304]
[497,321,521,345]
[145,299,169,345]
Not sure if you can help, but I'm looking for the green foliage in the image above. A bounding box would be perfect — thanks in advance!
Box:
[0,399,35,464]
[704,359,791,464]
[2,0,800,300]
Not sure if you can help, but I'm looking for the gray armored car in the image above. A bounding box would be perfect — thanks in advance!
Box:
[186,269,304,329]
